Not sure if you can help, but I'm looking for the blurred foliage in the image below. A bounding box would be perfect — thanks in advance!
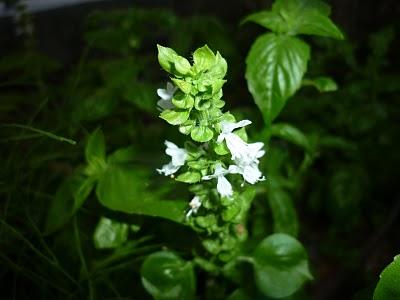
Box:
[0,2,399,299]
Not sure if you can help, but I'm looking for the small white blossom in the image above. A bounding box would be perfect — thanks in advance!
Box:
[157,141,187,176]
[229,142,266,184]
[202,164,233,198]
[217,120,252,160]
[186,195,202,218]
[157,82,177,110]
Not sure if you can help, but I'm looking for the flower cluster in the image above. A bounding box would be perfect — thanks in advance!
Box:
[155,45,265,218]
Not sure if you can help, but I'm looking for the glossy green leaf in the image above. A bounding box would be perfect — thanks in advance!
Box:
[96,164,186,223]
[179,120,196,135]
[252,233,312,298]
[175,171,201,183]
[271,123,310,150]
[244,0,343,39]
[93,217,129,249]
[246,33,310,124]
[172,92,194,109]
[171,78,192,94]
[207,51,228,79]
[160,109,190,125]
[302,76,338,92]
[85,128,107,176]
[141,251,196,300]
[157,45,191,76]
[191,126,214,143]
[374,255,400,300]
[45,172,95,234]
[193,45,216,71]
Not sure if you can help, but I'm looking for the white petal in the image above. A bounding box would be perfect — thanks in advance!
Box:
[216,133,226,144]
[217,175,233,198]
[228,165,241,174]
[233,120,252,130]
[157,99,174,110]
[221,119,252,134]
[156,162,180,176]
[164,140,178,149]
[243,164,263,184]
[157,88,171,100]
[226,134,249,160]
[165,141,187,166]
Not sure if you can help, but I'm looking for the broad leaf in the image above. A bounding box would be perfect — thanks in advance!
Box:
[160,109,190,125]
[244,0,343,39]
[93,217,129,249]
[157,45,192,76]
[85,128,106,176]
[246,33,310,124]
[374,255,400,300]
[45,172,95,234]
[252,233,312,298]
[191,126,214,143]
[193,45,216,72]
[141,251,196,300]
[96,163,186,223]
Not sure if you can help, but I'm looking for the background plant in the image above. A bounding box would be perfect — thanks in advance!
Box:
[0,0,399,299]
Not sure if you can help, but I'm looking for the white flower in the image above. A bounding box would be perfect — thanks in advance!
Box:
[202,164,233,198]
[186,195,202,218]
[157,141,187,176]
[217,120,252,160]
[157,82,177,110]
[229,142,266,184]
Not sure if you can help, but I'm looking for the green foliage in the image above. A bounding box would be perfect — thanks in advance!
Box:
[244,0,343,39]
[374,255,400,300]
[246,33,310,124]
[93,217,129,249]
[251,234,312,298]
[1,1,399,300]
[141,251,196,300]
[244,0,343,125]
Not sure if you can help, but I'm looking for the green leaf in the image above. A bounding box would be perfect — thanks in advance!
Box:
[246,33,310,124]
[176,171,201,183]
[208,51,227,79]
[45,172,95,234]
[108,146,136,164]
[302,76,338,92]
[141,251,196,300]
[96,164,186,223]
[171,78,192,94]
[72,88,117,122]
[271,123,310,150]
[267,178,299,236]
[191,126,214,143]
[157,45,192,76]
[242,11,290,34]
[374,255,400,300]
[93,217,129,249]
[172,92,194,109]
[179,120,196,135]
[85,128,107,175]
[160,109,190,125]
[243,0,343,39]
[252,233,312,298]
[193,45,216,71]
